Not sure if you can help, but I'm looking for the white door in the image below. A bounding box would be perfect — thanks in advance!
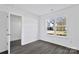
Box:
[0,11,8,53]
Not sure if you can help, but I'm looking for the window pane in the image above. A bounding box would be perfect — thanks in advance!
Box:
[56,16,67,36]
[47,19,55,35]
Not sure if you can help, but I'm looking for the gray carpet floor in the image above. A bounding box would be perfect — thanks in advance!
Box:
[10,40,79,54]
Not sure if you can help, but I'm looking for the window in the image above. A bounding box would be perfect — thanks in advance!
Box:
[55,16,67,36]
[47,16,67,36]
[47,19,55,35]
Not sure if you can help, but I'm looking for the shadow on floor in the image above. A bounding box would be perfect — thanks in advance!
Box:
[0,50,8,54]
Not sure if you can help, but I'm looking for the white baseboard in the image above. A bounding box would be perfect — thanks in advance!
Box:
[40,39,79,50]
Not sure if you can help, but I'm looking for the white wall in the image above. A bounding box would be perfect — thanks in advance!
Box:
[0,11,8,52]
[0,5,39,46]
[22,14,39,45]
[10,14,22,41]
[40,5,79,50]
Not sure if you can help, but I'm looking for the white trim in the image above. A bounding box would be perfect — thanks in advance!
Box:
[8,12,10,54]
[41,39,79,50]
[10,12,22,17]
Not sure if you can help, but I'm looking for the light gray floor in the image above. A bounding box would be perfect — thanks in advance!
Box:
[10,40,79,54]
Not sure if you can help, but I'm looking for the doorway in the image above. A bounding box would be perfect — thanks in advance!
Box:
[10,14,22,53]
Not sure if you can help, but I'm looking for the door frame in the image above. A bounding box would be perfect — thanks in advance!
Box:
[8,12,22,54]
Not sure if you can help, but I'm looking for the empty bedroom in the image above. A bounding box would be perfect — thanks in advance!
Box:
[0,4,79,54]
[9,4,79,54]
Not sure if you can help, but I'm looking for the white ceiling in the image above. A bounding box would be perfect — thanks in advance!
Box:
[3,4,72,16]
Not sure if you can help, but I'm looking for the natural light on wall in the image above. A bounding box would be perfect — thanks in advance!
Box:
[47,16,67,36]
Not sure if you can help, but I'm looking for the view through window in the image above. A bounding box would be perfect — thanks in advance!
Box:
[47,19,55,35]
[47,16,67,36]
